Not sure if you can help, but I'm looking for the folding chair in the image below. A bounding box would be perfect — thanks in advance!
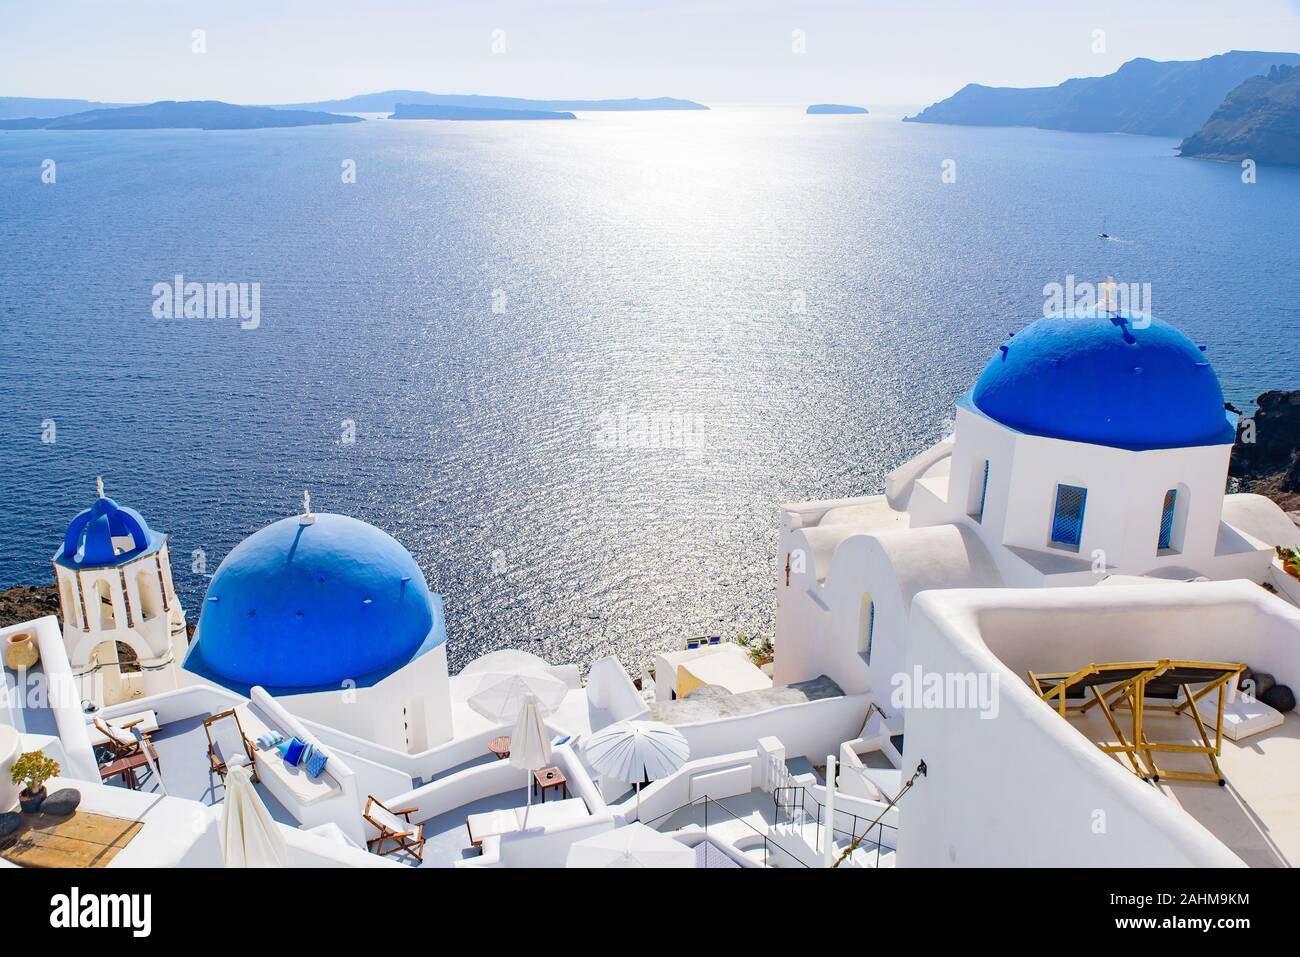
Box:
[1029,662,1163,777]
[364,796,426,862]
[94,716,162,769]
[1128,661,1245,786]
[204,709,258,783]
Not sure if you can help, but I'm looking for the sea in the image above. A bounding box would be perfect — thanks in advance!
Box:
[2,104,1298,670]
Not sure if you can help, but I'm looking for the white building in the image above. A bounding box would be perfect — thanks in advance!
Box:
[51,479,188,709]
[776,311,1297,710]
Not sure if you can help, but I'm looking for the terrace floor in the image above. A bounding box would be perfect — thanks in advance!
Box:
[98,711,297,827]
[415,788,530,868]
[1070,706,1300,867]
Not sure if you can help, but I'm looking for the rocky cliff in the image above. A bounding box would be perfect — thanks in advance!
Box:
[1231,390,1300,510]
[1179,64,1300,165]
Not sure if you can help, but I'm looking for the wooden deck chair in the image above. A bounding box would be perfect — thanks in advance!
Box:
[363,796,426,862]
[1029,662,1163,777]
[203,709,258,783]
[1127,661,1245,786]
[93,716,162,769]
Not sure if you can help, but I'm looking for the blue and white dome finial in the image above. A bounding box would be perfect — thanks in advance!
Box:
[55,479,164,569]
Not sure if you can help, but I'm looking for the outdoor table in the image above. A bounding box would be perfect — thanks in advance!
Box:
[98,752,151,790]
[488,735,511,760]
[533,766,568,803]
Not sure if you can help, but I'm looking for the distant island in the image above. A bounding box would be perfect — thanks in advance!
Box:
[279,91,709,113]
[0,96,135,120]
[1180,64,1300,165]
[388,103,575,121]
[905,50,1300,137]
[0,100,361,131]
[807,104,869,115]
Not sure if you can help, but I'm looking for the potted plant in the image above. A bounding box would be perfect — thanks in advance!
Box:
[1277,546,1300,582]
[11,751,60,813]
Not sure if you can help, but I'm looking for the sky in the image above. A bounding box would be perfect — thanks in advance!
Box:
[2,0,1299,113]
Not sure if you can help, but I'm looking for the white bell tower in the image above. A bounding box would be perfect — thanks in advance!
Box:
[51,478,188,711]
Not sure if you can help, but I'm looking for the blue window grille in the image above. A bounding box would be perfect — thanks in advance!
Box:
[1158,489,1178,550]
[974,460,990,522]
[1050,484,1087,549]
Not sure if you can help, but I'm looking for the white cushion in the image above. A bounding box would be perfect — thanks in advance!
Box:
[1199,694,1285,741]
[96,720,136,747]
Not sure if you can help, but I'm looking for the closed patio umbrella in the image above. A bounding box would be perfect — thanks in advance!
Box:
[566,822,694,868]
[220,760,288,867]
[584,721,690,818]
[509,694,553,823]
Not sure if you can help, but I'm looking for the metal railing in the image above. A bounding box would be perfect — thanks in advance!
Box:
[772,784,899,868]
[642,794,810,868]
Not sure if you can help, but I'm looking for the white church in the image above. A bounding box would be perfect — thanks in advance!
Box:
[775,308,1298,720]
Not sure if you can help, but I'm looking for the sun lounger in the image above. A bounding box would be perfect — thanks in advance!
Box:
[1031,659,1246,785]
[1129,660,1245,785]
[1029,661,1161,776]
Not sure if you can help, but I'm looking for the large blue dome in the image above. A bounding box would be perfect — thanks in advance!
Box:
[184,513,445,694]
[968,314,1235,451]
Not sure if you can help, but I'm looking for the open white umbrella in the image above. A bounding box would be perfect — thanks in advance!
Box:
[566,822,694,869]
[584,721,690,817]
[467,670,569,723]
[509,694,553,824]
[220,760,288,867]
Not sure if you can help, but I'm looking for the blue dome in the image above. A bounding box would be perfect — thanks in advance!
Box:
[968,314,1236,451]
[56,496,162,569]
[184,513,445,694]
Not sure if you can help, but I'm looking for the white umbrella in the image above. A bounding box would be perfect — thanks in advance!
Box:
[584,721,690,817]
[566,822,694,869]
[220,760,288,867]
[130,726,166,796]
[509,694,553,824]
[467,670,569,723]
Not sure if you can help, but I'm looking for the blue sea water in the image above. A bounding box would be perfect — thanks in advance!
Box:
[1,106,1298,670]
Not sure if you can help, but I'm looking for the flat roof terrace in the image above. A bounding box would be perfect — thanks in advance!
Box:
[1066,706,1300,867]
[650,675,843,724]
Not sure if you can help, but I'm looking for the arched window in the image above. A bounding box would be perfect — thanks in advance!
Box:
[93,579,116,630]
[858,594,875,664]
[1158,486,1186,553]
[136,571,160,621]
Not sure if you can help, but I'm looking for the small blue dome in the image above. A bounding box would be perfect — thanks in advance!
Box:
[56,496,162,568]
[184,513,445,693]
[968,314,1236,451]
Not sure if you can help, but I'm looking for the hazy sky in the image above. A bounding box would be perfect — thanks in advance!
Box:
[3,0,1299,112]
